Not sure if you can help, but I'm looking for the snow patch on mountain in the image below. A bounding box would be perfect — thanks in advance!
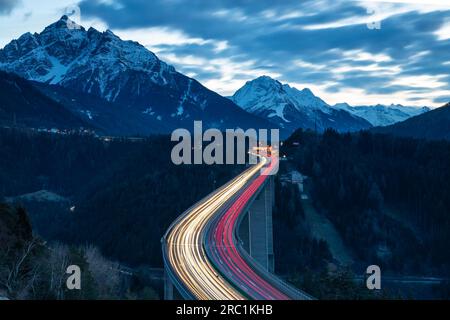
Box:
[46,55,70,84]
[177,79,193,117]
[80,110,94,120]
[142,107,155,116]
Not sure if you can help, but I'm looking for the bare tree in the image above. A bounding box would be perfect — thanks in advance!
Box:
[0,237,38,298]
[84,245,121,299]
[47,243,70,300]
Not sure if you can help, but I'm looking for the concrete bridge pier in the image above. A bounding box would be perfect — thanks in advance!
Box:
[239,176,275,272]
[164,269,174,300]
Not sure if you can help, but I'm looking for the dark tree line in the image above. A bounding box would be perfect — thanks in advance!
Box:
[0,203,159,300]
[0,128,243,268]
[283,129,450,276]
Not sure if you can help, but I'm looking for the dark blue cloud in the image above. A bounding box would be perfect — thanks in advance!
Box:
[79,0,450,106]
[434,96,450,104]
[0,0,20,15]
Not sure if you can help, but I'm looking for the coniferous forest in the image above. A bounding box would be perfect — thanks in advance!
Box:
[0,128,245,267]
[283,129,450,277]
[2,126,449,299]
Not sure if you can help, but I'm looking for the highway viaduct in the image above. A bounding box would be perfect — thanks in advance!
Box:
[163,175,275,300]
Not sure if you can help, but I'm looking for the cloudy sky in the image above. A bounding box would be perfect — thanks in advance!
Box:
[1,0,449,107]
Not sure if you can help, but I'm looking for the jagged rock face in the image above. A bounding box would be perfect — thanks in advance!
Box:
[0,16,273,134]
[0,16,176,103]
[231,76,372,133]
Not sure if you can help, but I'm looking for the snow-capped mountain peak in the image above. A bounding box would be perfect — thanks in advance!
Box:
[300,87,314,96]
[231,76,330,123]
[0,15,175,101]
[231,76,372,133]
[0,16,274,136]
[42,15,84,32]
[252,75,282,87]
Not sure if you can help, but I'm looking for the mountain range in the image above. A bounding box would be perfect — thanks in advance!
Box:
[230,76,372,134]
[0,16,273,135]
[333,103,430,127]
[230,76,432,133]
[372,102,450,140]
[0,16,438,138]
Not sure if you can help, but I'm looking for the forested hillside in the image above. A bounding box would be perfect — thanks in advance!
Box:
[0,71,92,130]
[0,203,161,300]
[0,128,243,267]
[283,129,450,276]
[3,126,449,299]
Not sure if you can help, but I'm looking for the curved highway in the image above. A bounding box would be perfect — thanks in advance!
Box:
[162,153,312,300]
